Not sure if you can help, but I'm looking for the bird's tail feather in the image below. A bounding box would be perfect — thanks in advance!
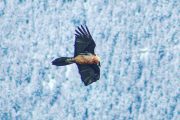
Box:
[52,57,75,66]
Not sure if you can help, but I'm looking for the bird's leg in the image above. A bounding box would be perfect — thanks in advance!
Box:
[74,55,86,64]
[65,57,75,63]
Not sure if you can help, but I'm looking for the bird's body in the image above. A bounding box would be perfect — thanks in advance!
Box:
[74,54,100,64]
[52,25,100,86]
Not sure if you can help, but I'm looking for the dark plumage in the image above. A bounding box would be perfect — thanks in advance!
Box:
[52,25,100,86]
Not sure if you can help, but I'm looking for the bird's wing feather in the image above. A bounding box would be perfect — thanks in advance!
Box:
[74,25,96,57]
[77,64,100,86]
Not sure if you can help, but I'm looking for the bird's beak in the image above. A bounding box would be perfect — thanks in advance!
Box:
[98,62,101,67]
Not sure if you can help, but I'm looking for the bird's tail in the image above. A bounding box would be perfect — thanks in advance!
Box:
[52,57,75,66]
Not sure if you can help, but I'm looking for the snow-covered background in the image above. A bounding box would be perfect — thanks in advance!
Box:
[0,0,179,120]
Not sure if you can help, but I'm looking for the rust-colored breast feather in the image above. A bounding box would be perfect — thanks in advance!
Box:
[75,55,100,64]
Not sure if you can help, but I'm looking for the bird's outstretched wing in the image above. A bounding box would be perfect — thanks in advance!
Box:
[74,25,96,57]
[77,64,100,86]
[74,25,100,86]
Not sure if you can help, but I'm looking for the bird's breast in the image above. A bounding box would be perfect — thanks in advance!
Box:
[75,55,99,64]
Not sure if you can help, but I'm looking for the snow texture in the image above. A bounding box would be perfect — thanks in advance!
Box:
[0,0,179,120]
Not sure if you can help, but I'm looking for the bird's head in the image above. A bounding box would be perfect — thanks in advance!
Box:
[93,55,101,66]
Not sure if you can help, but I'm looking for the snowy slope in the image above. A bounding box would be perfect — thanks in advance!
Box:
[0,0,179,120]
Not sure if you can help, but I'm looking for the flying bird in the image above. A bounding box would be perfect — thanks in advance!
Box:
[52,25,100,86]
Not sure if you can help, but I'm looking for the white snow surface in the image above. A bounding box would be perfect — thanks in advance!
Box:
[0,0,179,120]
